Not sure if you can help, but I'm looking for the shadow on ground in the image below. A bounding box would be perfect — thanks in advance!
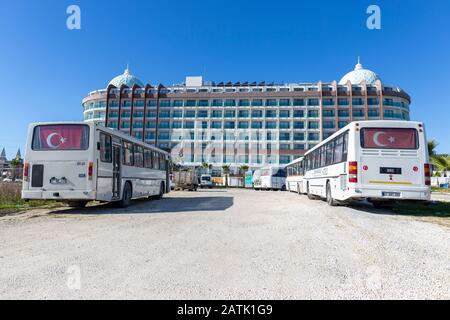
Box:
[50,196,234,216]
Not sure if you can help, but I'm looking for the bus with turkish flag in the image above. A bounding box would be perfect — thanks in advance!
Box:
[22,122,170,208]
[302,120,431,207]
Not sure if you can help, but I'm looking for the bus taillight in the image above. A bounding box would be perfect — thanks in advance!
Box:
[23,162,29,181]
[88,161,93,180]
[424,163,431,186]
[349,161,358,183]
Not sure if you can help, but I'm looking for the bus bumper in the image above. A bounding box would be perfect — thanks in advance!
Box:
[351,186,431,201]
[22,190,96,201]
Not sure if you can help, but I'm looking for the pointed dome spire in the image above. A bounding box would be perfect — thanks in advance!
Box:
[15,148,21,160]
[0,148,6,160]
[355,56,363,70]
[107,66,144,88]
[339,58,381,85]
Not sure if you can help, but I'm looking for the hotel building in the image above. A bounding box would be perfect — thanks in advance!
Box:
[82,60,411,171]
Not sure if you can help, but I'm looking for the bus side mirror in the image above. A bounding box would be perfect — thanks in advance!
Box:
[97,142,101,150]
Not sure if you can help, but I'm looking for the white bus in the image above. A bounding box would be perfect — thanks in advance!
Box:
[286,157,306,194]
[22,122,170,208]
[259,165,287,191]
[252,169,262,190]
[303,120,431,207]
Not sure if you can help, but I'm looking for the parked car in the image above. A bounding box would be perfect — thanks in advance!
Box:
[200,174,213,188]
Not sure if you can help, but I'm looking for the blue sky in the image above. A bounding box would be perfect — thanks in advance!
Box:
[0,0,449,158]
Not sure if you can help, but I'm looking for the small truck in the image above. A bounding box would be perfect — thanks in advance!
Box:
[172,169,199,191]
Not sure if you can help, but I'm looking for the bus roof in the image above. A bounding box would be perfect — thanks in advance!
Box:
[285,157,304,167]
[28,121,170,156]
[304,120,424,156]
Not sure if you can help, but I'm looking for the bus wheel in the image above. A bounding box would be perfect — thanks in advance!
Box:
[297,183,302,195]
[326,182,337,206]
[281,185,286,191]
[157,182,165,199]
[118,182,132,208]
[66,201,88,208]
[307,183,316,200]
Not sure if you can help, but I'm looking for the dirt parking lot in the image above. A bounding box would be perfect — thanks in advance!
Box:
[0,189,449,299]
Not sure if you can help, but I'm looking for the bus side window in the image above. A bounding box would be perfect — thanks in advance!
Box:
[134,145,144,168]
[144,149,153,169]
[160,155,166,171]
[153,151,160,170]
[100,133,112,163]
[342,132,348,161]
[123,141,134,166]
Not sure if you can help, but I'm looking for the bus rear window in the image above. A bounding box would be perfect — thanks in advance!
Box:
[32,125,90,150]
[360,128,418,150]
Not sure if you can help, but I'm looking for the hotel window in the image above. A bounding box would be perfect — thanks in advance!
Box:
[367,98,379,105]
[173,100,183,107]
[308,99,319,106]
[239,132,250,140]
[184,121,195,129]
[338,110,349,117]
[160,100,171,107]
[352,110,365,117]
[159,111,170,118]
[238,110,249,118]
[158,132,170,140]
[266,110,277,118]
[266,99,277,107]
[172,121,182,129]
[293,88,304,92]
[338,98,349,106]
[211,99,223,107]
[121,111,131,118]
[279,110,290,118]
[323,121,335,129]
[323,99,334,106]
[197,110,208,118]
[239,99,250,107]
[224,110,236,118]
[133,121,143,129]
[308,121,319,129]
[266,88,276,92]
[172,110,182,118]
[159,121,170,129]
[323,132,333,139]
[198,100,209,107]
[293,99,305,106]
[133,111,143,118]
[251,99,263,106]
[122,100,132,107]
[338,121,348,128]
[280,155,291,164]
[308,87,318,92]
[134,100,144,107]
[279,99,291,106]
[293,121,304,129]
[308,110,319,118]
[294,132,304,141]
[121,122,130,129]
[252,121,262,129]
[109,111,118,118]
[201,121,208,129]
[211,121,222,129]
[368,109,379,117]
[322,110,335,117]
[146,132,155,140]
[224,121,235,129]
[383,98,394,106]
[148,100,157,107]
[212,110,222,118]
[185,110,195,118]
[279,88,290,92]
[294,143,305,150]
[280,132,290,141]
[280,144,291,150]
[238,121,249,129]
[225,88,235,93]
[134,132,143,140]
[146,121,156,129]
[266,121,277,129]
[108,100,119,108]
[267,132,277,141]
[280,121,290,129]
[308,133,320,141]
[239,88,249,92]
[224,99,236,107]
[252,110,263,118]
[186,100,197,107]
[252,88,262,92]
[293,110,304,118]
[352,98,364,106]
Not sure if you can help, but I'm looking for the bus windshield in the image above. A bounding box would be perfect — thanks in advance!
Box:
[32,124,90,150]
[360,128,418,150]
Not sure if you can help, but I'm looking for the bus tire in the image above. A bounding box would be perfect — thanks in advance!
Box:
[118,182,132,208]
[297,183,302,195]
[66,201,88,208]
[157,182,165,199]
[281,185,286,191]
[326,182,337,206]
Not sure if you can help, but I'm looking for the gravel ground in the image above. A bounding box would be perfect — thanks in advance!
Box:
[0,189,449,299]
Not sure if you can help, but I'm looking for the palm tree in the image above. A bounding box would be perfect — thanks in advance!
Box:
[428,140,450,176]
[239,165,249,175]
[201,162,209,173]
[222,165,230,187]
[10,159,21,181]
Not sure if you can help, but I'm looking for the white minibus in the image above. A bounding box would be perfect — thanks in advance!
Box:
[259,165,287,191]
[285,157,306,194]
[22,122,170,208]
[252,169,262,190]
[303,120,431,207]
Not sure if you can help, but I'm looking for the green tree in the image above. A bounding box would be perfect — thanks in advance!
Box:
[239,165,249,175]
[10,159,21,181]
[428,140,450,176]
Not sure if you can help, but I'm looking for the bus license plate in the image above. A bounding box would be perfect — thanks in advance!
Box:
[380,167,402,174]
[382,191,401,197]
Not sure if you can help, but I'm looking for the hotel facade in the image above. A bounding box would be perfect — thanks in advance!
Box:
[82,60,411,171]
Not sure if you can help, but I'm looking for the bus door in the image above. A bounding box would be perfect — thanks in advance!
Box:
[112,143,121,199]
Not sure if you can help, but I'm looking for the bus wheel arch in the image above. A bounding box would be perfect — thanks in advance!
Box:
[117,181,132,208]
[326,181,337,206]
[307,182,316,200]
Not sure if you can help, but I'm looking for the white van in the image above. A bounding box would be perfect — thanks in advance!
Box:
[200,174,213,188]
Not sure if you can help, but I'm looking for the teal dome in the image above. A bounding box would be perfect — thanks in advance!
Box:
[108,68,144,88]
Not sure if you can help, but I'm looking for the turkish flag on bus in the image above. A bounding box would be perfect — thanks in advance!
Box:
[36,125,88,150]
[361,128,417,149]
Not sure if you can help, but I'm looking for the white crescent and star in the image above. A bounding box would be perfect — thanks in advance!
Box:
[373,131,387,147]
[46,133,66,149]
